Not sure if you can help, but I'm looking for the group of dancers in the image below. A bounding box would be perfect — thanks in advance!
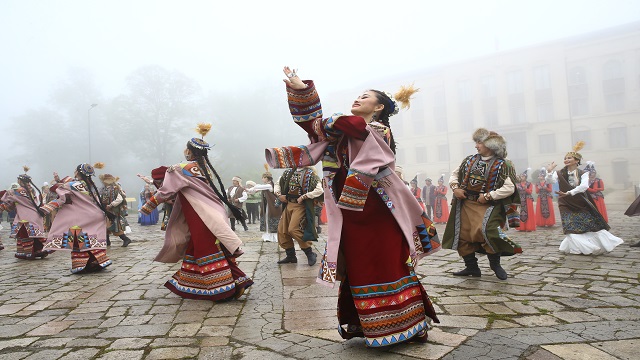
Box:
[0,66,630,348]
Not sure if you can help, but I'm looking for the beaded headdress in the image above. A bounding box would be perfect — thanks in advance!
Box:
[17,165,31,182]
[189,123,212,150]
[584,161,596,173]
[77,162,104,177]
[438,174,445,183]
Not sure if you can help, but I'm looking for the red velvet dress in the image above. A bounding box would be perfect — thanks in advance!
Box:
[433,185,449,224]
[588,178,608,223]
[535,181,555,227]
[411,187,425,211]
[516,181,536,232]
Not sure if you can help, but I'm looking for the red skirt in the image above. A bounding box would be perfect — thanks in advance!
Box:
[14,222,49,260]
[337,186,439,347]
[517,198,536,232]
[535,196,556,227]
[433,197,449,223]
[593,197,608,223]
[165,194,253,301]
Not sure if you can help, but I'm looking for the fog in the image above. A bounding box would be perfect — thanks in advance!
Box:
[1,0,639,201]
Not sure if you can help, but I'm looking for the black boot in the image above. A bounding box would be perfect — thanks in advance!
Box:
[120,235,132,247]
[487,254,507,280]
[631,241,640,247]
[277,248,297,264]
[106,234,111,247]
[302,247,317,266]
[453,254,481,277]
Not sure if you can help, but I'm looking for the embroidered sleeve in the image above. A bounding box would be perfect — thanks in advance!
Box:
[338,168,375,209]
[266,145,318,169]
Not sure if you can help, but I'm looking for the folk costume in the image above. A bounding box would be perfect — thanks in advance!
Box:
[227,177,248,231]
[244,181,261,224]
[138,185,159,226]
[41,163,112,273]
[421,179,436,219]
[535,168,556,227]
[548,143,622,255]
[266,78,440,347]
[42,182,58,232]
[251,166,282,242]
[433,175,450,224]
[443,128,521,280]
[0,168,49,260]
[516,169,536,232]
[585,162,609,223]
[273,166,323,266]
[410,176,425,212]
[100,174,132,247]
[141,128,253,301]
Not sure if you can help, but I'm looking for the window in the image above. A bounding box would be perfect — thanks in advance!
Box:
[438,144,449,162]
[458,80,472,102]
[415,145,427,163]
[603,60,623,80]
[510,104,526,124]
[507,70,523,94]
[539,133,556,153]
[602,60,625,112]
[568,66,588,116]
[481,75,496,98]
[569,66,587,85]
[459,104,474,129]
[485,109,498,127]
[434,90,448,132]
[534,65,551,90]
[413,117,425,135]
[536,102,554,122]
[572,128,592,150]
[608,125,627,148]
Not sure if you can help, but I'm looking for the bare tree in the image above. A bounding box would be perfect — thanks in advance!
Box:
[109,65,202,164]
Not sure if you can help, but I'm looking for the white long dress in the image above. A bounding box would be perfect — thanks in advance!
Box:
[548,170,623,255]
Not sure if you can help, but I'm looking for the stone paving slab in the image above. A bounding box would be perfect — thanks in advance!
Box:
[0,208,639,359]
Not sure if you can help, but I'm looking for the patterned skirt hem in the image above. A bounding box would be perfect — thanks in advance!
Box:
[363,320,429,347]
[164,277,253,301]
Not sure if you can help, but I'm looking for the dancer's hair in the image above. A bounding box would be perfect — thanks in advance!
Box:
[371,90,397,154]
[76,165,115,221]
[187,142,245,219]
[18,177,45,217]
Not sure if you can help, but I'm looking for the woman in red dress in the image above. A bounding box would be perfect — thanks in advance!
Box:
[410,176,425,212]
[535,168,556,227]
[433,175,449,224]
[140,128,253,301]
[585,162,608,223]
[266,67,439,347]
[516,169,536,232]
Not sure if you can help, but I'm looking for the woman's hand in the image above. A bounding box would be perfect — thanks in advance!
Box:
[453,188,466,200]
[547,162,557,173]
[556,191,568,198]
[478,194,488,204]
[278,195,288,203]
[283,66,307,90]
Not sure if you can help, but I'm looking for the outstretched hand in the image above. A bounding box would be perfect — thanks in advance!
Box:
[546,162,558,173]
[283,66,307,90]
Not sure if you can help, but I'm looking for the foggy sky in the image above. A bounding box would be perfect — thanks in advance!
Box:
[1,0,640,194]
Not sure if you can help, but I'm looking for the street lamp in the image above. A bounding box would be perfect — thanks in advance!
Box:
[88,103,98,163]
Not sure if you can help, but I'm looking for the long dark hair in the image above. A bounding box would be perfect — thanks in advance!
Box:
[19,177,45,218]
[187,142,245,219]
[76,166,116,222]
[371,90,397,154]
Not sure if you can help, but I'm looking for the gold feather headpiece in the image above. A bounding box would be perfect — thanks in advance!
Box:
[566,141,585,161]
[18,165,32,182]
[195,123,212,139]
[189,123,212,150]
[93,162,105,170]
[23,165,30,173]
[394,83,420,110]
[263,163,272,178]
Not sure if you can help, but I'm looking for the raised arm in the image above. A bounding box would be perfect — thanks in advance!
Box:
[140,167,189,214]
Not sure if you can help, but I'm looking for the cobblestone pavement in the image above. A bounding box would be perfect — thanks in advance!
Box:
[0,206,639,359]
